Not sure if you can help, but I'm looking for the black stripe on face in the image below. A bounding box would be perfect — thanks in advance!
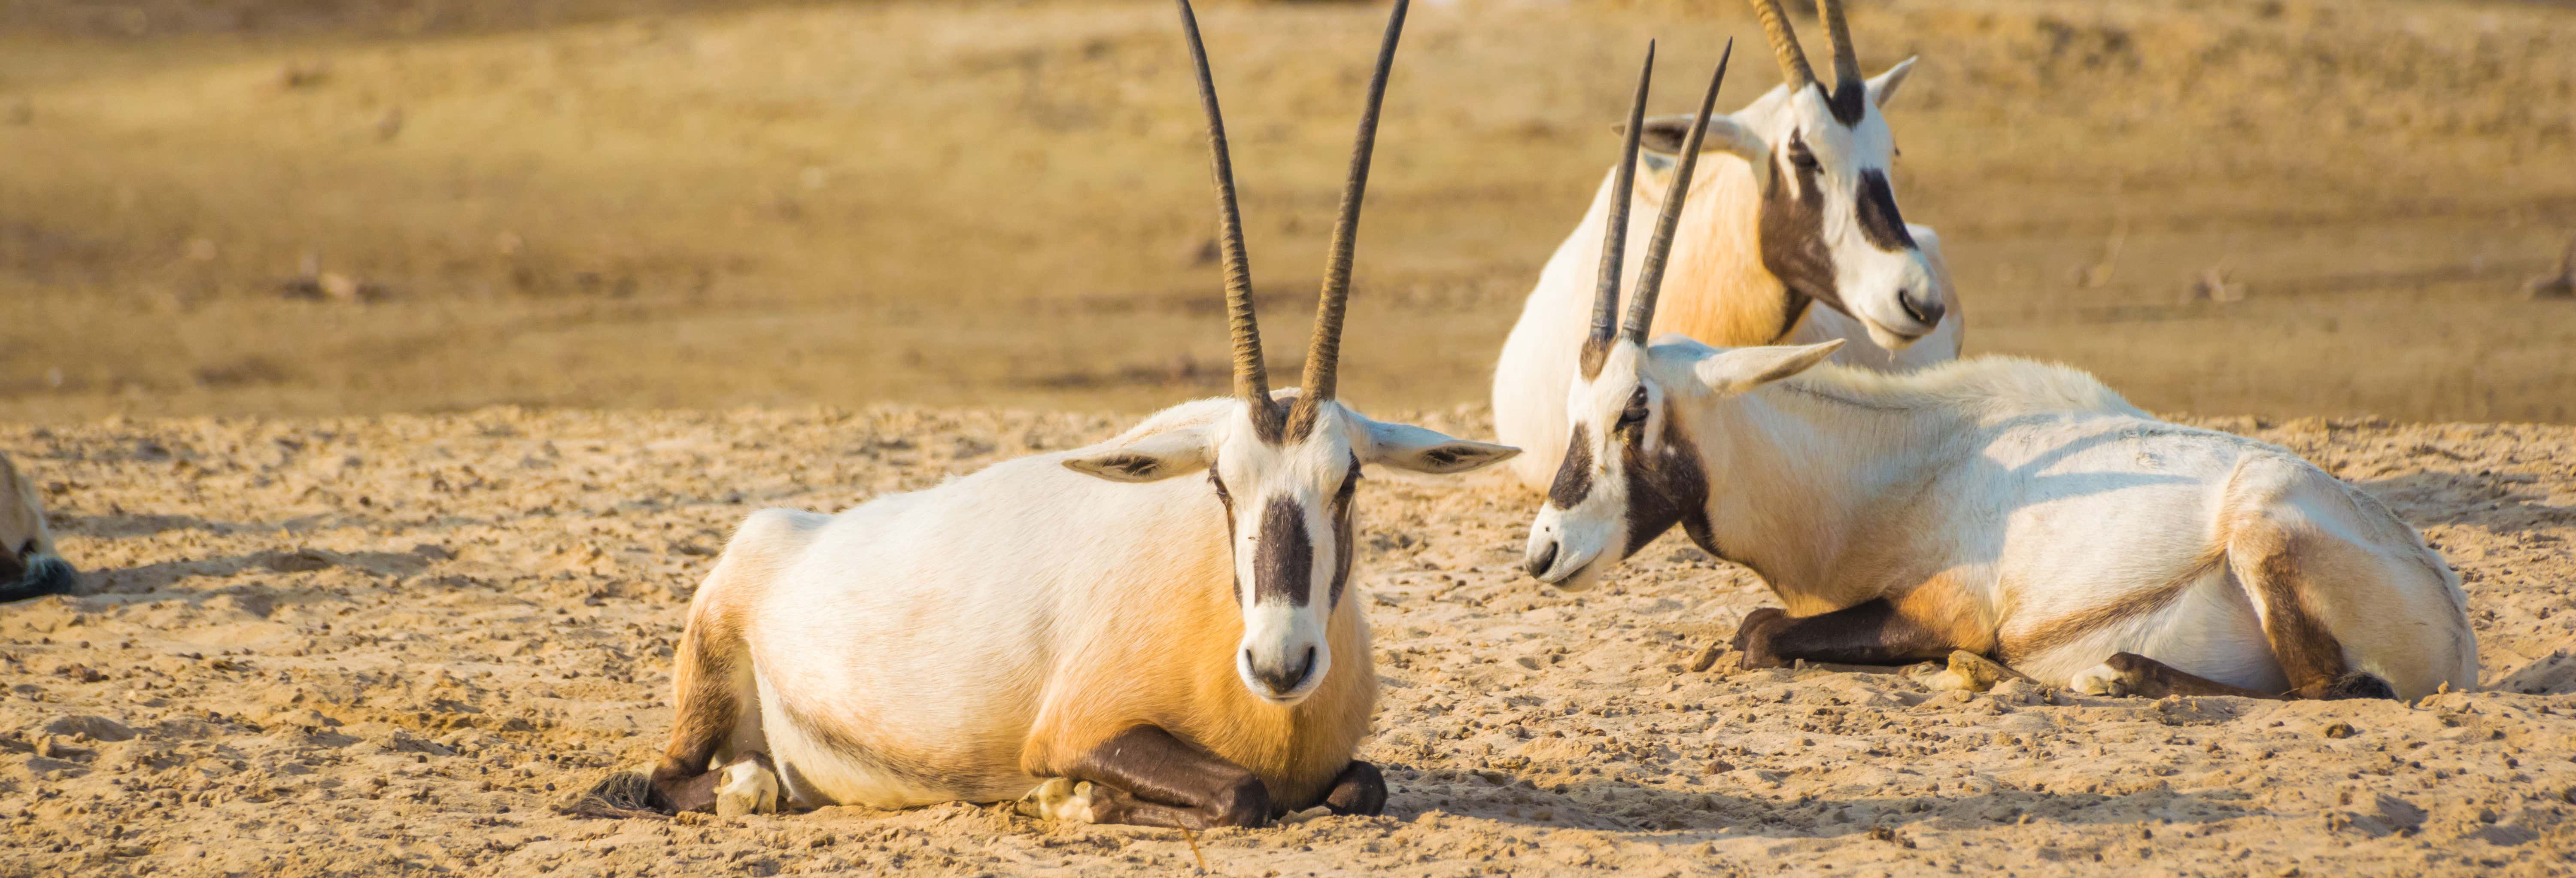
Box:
[1759,134,1845,316]
[1619,410,1710,559]
[1546,424,1595,509]
[1254,496,1313,607]
[1854,170,1916,252]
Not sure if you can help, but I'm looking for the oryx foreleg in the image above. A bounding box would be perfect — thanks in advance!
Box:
[1025,726,1276,829]
[1730,598,1966,669]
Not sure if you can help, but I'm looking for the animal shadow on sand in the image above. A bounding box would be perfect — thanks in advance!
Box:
[1394,766,2261,839]
[2361,470,2575,534]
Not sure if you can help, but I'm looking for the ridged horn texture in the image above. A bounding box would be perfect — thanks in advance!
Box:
[1623,41,1732,342]
[1175,0,1279,438]
[1289,0,1411,438]
[1816,0,1859,90]
[1588,42,1656,353]
[1746,0,1813,89]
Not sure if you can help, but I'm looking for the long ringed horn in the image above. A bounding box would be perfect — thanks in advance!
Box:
[1815,0,1859,90]
[1746,0,1814,89]
[1623,41,1732,343]
[1584,41,1654,364]
[1288,0,1410,435]
[1175,0,1277,434]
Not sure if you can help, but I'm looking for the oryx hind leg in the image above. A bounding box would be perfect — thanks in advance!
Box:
[651,509,823,810]
[2217,458,2433,700]
[2070,653,2278,699]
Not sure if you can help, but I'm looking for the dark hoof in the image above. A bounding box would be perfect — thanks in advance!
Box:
[1730,608,1792,669]
[0,556,77,603]
[2324,672,2398,701]
[1212,775,1276,828]
[1323,761,1387,817]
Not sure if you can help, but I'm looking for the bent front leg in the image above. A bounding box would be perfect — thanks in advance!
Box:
[1322,760,1386,816]
[1732,598,1964,669]
[1038,725,1274,829]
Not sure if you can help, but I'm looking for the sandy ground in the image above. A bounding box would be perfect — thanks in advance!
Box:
[0,405,2570,876]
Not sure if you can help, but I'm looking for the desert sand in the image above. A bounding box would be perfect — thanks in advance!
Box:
[0,405,2570,876]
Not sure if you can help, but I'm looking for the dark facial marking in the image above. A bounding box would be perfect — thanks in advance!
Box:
[1546,424,1595,509]
[1853,170,1915,252]
[1327,455,1359,608]
[1617,411,1710,559]
[1577,336,1613,382]
[1823,79,1867,128]
[1759,133,1847,316]
[1254,497,1313,606]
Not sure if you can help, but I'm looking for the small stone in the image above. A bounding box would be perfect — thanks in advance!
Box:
[2323,722,2355,739]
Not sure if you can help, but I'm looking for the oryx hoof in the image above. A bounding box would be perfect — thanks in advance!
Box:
[1017,778,1102,823]
[712,754,780,817]
[1729,608,1792,669]
[1322,760,1387,817]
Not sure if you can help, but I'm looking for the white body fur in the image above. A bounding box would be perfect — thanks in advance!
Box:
[1535,343,2476,700]
[675,397,1509,811]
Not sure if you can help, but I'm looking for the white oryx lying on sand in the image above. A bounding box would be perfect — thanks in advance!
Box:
[1493,0,1961,491]
[1513,52,2476,701]
[630,0,1517,826]
[0,453,75,603]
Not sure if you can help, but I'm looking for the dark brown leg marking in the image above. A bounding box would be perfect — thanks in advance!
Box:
[1063,725,1274,829]
[2094,653,2279,699]
[1322,760,1387,816]
[1731,599,1961,669]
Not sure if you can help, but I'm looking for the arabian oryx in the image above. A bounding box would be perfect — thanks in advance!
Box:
[1492,0,1960,491]
[1513,43,2476,702]
[0,453,76,603]
[629,0,1518,826]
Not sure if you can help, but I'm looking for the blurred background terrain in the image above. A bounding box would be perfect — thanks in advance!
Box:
[0,0,2572,423]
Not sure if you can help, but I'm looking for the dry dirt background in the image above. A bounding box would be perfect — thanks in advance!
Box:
[0,0,2573,422]
[3,0,2576,875]
[0,407,2573,876]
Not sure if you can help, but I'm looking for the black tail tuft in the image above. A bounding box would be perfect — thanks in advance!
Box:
[2325,671,2399,701]
[0,556,77,604]
[558,771,674,818]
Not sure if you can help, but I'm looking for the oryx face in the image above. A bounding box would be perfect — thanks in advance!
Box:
[1066,396,1516,705]
[1522,340,1691,593]
[1638,9,1944,350]
[1522,339,1842,592]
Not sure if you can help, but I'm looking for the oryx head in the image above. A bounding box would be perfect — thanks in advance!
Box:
[1522,40,1841,592]
[1064,0,1515,707]
[1633,0,1941,349]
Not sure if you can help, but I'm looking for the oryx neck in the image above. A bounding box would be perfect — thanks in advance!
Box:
[1691,376,1944,594]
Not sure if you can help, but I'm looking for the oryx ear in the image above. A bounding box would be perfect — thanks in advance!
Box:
[1360,420,1520,476]
[1692,340,1845,396]
[1062,428,1214,483]
[1867,58,1916,109]
[1632,113,1768,188]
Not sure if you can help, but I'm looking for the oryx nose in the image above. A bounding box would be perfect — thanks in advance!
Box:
[1897,287,1944,328]
[1525,541,1560,579]
[1248,646,1317,697]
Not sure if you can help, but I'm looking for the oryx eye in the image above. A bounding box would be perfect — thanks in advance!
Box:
[1788,139,1819,171]
[1617,388,1649,428]
[1208,469,1232,505]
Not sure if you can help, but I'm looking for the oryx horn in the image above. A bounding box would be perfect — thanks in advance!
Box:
[1176,0,1279,437]
[1582,41,1656,374]
[1624,41,1732,342]
[1290,0,1411,437]
[1746,0,1814,89]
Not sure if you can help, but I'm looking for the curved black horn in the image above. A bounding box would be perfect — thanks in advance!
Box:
[1176,0,1279,436]
[1580,42,1655,378]
[1623,41,1732,342]
[1290,0,1410,436]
